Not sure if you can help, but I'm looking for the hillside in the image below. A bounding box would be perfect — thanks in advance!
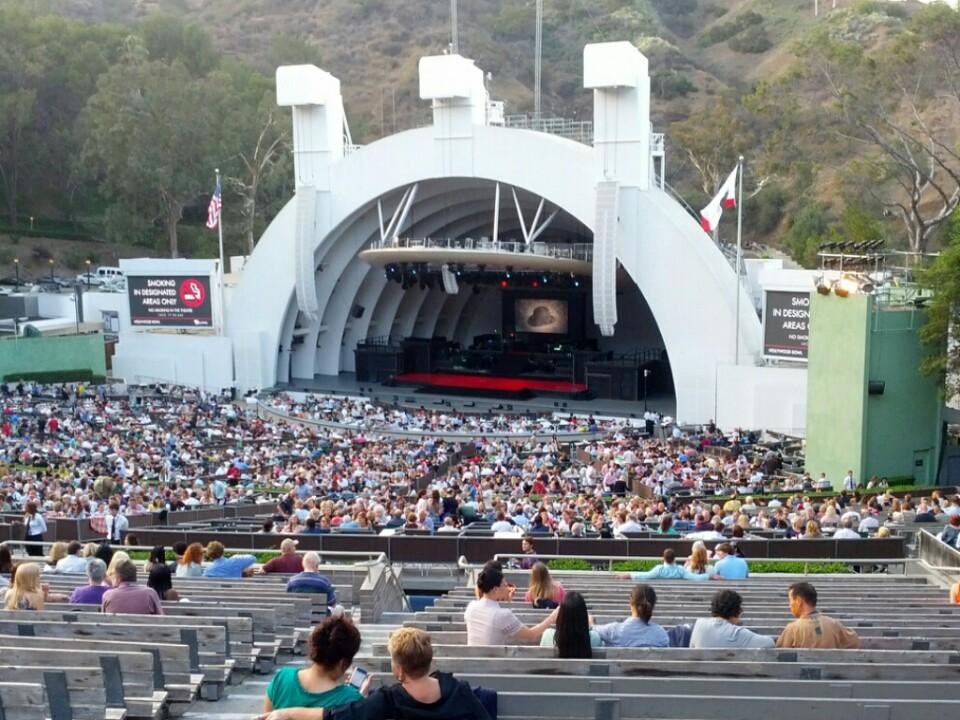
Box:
[49,0,889,137]
[3,0,957,267]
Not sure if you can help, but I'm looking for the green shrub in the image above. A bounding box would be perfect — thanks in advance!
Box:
[547,558,594,571]
[747,185,789,235]
[728,25,772,53]
[652,0,697,16]
[652,71,696,99]
[854,0,909,19]
[2,369,105,384]
[702,3,727,19]
[64,250,100,271]
[697,10,764,47]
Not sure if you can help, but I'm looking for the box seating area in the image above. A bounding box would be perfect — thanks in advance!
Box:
[0,566,359,720]
[357,572,960,720]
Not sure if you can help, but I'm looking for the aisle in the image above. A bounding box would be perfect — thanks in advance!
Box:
[182,623,402,720]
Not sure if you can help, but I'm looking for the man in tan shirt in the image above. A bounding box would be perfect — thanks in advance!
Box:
[776,581,860,649]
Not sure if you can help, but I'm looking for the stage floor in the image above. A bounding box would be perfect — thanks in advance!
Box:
[277,373,677,419]
[394,372,588,395]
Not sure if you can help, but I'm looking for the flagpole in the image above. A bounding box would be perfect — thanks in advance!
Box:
[215,168,225,338]
[734,155,744,365]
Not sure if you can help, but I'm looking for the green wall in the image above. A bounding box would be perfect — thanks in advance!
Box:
[864,308,941,484]
[805,293,872,488]
[0,333,106,379]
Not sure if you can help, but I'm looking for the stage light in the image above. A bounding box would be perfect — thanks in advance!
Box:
[500,279,508,288]
[542,275,549,284]
[574,279,580,288]
[532,280,539,288]
[835,276,859,297]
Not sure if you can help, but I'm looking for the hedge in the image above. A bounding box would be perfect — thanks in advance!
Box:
[2,370,106,384]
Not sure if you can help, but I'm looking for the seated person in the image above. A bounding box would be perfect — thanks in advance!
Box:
[464,560,556,645]
[690,589,774,649]
[938,515,960,547]
[713,543,749,580]
[55,541,89,574]
[287,551,339,609]
[616,549,711,582]
[523,562,566,608]
[262,539,304,574]
[69,558,110,605]
[3,563,45,610]
[318,628,491,720]
[776,582,859,649]
[591,584,669,648]
[203,541,256,578]
[262,615,363,717]
[540,591,602,657]
[102,560,163,615]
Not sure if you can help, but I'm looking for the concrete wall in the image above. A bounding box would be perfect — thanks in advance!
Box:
[0,333,107,379]
[112,333,233,392]
[716,364,807,435]
[804,293,871,487]
[864,307,941,484]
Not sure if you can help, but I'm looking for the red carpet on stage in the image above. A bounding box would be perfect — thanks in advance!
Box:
[394,372,587,394]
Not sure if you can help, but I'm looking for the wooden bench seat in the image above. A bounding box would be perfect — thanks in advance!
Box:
[0,645,165,720]
[0,620,229,701]
[0,665,126,720]
[0,681,47,720]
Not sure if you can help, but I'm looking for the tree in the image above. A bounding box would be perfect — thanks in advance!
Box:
[796,6,960,253]
[208,62,291,255]
[670,99,755,198]
[918,210,960,396]
[81,53,218,257]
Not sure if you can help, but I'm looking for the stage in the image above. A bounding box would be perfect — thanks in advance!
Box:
[394,372,588,397]
[277,373,676,419]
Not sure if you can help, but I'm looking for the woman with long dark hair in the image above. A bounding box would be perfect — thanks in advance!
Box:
[539,591,601,657]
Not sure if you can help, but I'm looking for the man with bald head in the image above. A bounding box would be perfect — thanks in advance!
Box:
[260,538,303,574]
[286,551,338,611]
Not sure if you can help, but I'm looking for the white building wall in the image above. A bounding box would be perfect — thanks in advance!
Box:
[716,364,808,436]
[112,333,233,392]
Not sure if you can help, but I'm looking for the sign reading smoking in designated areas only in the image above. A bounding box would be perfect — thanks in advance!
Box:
[763,290,809,360]
[127,275,213,328]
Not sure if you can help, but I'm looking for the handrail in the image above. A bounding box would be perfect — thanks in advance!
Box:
[367,236,594,263]
[916,529,960,573]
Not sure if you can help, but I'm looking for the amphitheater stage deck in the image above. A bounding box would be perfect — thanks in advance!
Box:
[275,373,676,418]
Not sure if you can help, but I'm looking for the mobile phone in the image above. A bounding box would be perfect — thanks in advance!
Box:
[349,667,368,689]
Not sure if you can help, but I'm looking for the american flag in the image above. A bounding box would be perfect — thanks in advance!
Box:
[206,177,222,230]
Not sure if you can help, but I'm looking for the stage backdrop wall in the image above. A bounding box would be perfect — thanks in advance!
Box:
[716,364,807,436]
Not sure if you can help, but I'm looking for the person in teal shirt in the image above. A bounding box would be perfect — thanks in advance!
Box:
[263,615,364,716]
[616,549,713,582]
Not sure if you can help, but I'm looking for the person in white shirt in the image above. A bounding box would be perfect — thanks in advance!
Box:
[832,517,861,539]
[858,513,879,534]
[464,561,556,646]
[105,502,129,544]
[690,590,774,649]
[842,471,856,492]
[22,501,47,557]
[55,541,89,573]
[490,511,514,534]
